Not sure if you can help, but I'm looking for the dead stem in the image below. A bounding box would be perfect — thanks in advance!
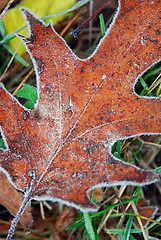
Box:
[6,188,32,240]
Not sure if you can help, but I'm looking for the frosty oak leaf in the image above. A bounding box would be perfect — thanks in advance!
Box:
[0,0,161,239]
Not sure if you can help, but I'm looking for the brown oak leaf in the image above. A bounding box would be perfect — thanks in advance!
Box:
[0,0,161,238]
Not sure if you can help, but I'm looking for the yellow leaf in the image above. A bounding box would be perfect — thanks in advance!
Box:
[2,0,76,56]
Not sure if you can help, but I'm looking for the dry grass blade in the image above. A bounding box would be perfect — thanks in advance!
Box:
[97,185,126,234]
[137,136,161,148]
[0,219,35,233]
[147,73,161,95]
[12,68,34,96]
[0,0,14,20]
[0,28,28,83]
[116,200,133,229]
[60,7,86,37]
[132,202,149,240]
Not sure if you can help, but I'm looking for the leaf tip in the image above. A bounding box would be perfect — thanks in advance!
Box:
[20,6,46,33]
[18,7,47,45]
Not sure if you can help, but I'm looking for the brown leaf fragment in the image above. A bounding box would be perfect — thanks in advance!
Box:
[134,198,158,228]
[0,171,32,227]
[54,206,77,237]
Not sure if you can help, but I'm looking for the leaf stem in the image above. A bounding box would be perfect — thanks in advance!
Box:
[6,187,32,240]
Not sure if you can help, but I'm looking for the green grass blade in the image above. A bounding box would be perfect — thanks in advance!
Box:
[0,25,26,44]
[83,212,95,240]
[148,237,160,240]
[134,140,144,154]
[139,76,153,96]
[143,67,161,81]
[123,186,141,240]
[113,140,123,159]
[91,189,98,204]
[0,138,6,150]
[123,214,134,240]
[148,216,161,230]
[117,140,122,154]
[68,195,140,230]
[0,21,7,36]
[106,228,143,234]
[154,167,161,172]
[42,0,91,20]
[99,13,106,37]
[93,222,100,240]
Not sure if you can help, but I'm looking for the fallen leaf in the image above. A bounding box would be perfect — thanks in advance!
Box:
[0,0,161,237]
[54,206,77,237]
[134,198,158,228]
[0,171,32,227]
